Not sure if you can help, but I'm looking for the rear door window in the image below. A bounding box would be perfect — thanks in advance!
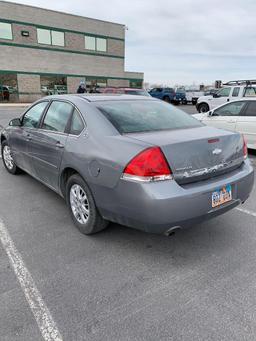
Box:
[42,101,73,132]
[70,109,85,135]
[244,87,256,97]
[244,101,256,116]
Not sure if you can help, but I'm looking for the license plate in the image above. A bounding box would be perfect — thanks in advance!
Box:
[212,184,232,208]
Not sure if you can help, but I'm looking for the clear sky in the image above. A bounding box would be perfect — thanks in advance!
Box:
[5,0,256,85]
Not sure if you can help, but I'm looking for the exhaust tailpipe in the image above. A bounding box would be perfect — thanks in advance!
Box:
[164,226,181,237]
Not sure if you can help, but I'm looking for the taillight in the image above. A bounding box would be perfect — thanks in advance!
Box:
[122,146,172,182]
[243,135,248,159]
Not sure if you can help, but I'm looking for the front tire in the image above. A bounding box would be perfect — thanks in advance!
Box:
[66,174,108,235]
[198,103,209,113]
[1,140,20,174]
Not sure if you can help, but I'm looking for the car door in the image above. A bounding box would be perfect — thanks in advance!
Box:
[208,87,232,109]
[149,88,162,99]
[235,100,256,150]
[9,101,49,173]
[202,101,247,132]
[27,100,74,190]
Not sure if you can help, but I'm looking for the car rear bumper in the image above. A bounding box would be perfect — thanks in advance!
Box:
[96,159,254,234]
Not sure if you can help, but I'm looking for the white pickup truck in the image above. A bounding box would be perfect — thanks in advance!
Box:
[196,80,256,113]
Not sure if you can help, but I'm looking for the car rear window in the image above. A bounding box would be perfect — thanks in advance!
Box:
[95,100,202,133]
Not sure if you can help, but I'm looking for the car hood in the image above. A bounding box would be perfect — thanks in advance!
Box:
[192,113,208,121]
[198,95,213,102]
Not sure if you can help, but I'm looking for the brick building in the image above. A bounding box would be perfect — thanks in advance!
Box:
[0,1,144,102]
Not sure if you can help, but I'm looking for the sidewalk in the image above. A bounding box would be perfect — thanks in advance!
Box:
[0,103,30,107]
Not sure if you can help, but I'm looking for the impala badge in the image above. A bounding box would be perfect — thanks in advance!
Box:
[212,148,222,155]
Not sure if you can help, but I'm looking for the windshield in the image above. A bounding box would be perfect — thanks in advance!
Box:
[95,100,202,134]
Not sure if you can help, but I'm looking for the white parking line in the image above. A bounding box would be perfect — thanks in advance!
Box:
[0,218,63,341]
[236,207,256,218]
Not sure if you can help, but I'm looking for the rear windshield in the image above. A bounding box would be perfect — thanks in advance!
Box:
[95,100,202,134]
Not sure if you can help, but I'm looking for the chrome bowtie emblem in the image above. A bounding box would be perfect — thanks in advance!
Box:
[212,148,222,155]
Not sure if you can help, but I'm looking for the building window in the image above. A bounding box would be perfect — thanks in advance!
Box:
[37,28,51,45]
[51,30,65,46]
[0,22,12,40]
[37,28,65,46]
[96,38,107,52]
[84,35,107,52]
[130,80,143,88]
[84,36,96,50]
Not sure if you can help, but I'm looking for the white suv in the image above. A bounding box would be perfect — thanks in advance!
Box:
[196,80,256,113]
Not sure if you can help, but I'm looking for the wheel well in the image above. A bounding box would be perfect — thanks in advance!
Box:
[60,168,78,198]
[198,102,209,108]
[198,102,209,111]
[1,134,6,145]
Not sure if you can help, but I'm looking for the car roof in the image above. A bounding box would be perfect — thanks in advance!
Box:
[80,94,152,102]
[44,94,155,102]
[231,97,256,101]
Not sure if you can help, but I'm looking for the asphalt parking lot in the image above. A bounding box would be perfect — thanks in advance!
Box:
[0,105,256,341]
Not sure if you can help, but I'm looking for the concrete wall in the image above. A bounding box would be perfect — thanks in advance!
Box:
[0,1,125,39]
[67,77,86,94]
[107,79,130,87]
[0,1,144,102]
[0,24,125,58]
[17,74,41,102]
[0,45,125,78]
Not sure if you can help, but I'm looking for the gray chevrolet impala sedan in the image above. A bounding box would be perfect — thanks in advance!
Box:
[1,95,254,235]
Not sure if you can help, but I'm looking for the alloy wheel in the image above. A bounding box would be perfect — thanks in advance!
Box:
[3,145,14,170]
[70,184,90,224]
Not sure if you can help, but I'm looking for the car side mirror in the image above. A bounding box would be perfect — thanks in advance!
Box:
[9,118,21,127]
[209,110,218,117]
[212,93,218,98]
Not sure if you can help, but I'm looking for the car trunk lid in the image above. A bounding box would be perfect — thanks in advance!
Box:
[125,126,244,184]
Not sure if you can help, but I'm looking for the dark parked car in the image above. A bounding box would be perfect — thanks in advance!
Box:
[1,95,254,236]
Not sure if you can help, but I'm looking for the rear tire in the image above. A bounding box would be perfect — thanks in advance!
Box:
[66,174,108,235]
[198,103,209,113]
[1,140,20,175]
[163,96,171,103]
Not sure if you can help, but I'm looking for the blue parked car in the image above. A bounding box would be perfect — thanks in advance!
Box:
[149,87,186,104]
[175,88,187,104]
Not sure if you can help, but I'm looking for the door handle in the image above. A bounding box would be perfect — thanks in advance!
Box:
[56,141,64,148]
[227,99,230,102]
[227,119,236,123]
